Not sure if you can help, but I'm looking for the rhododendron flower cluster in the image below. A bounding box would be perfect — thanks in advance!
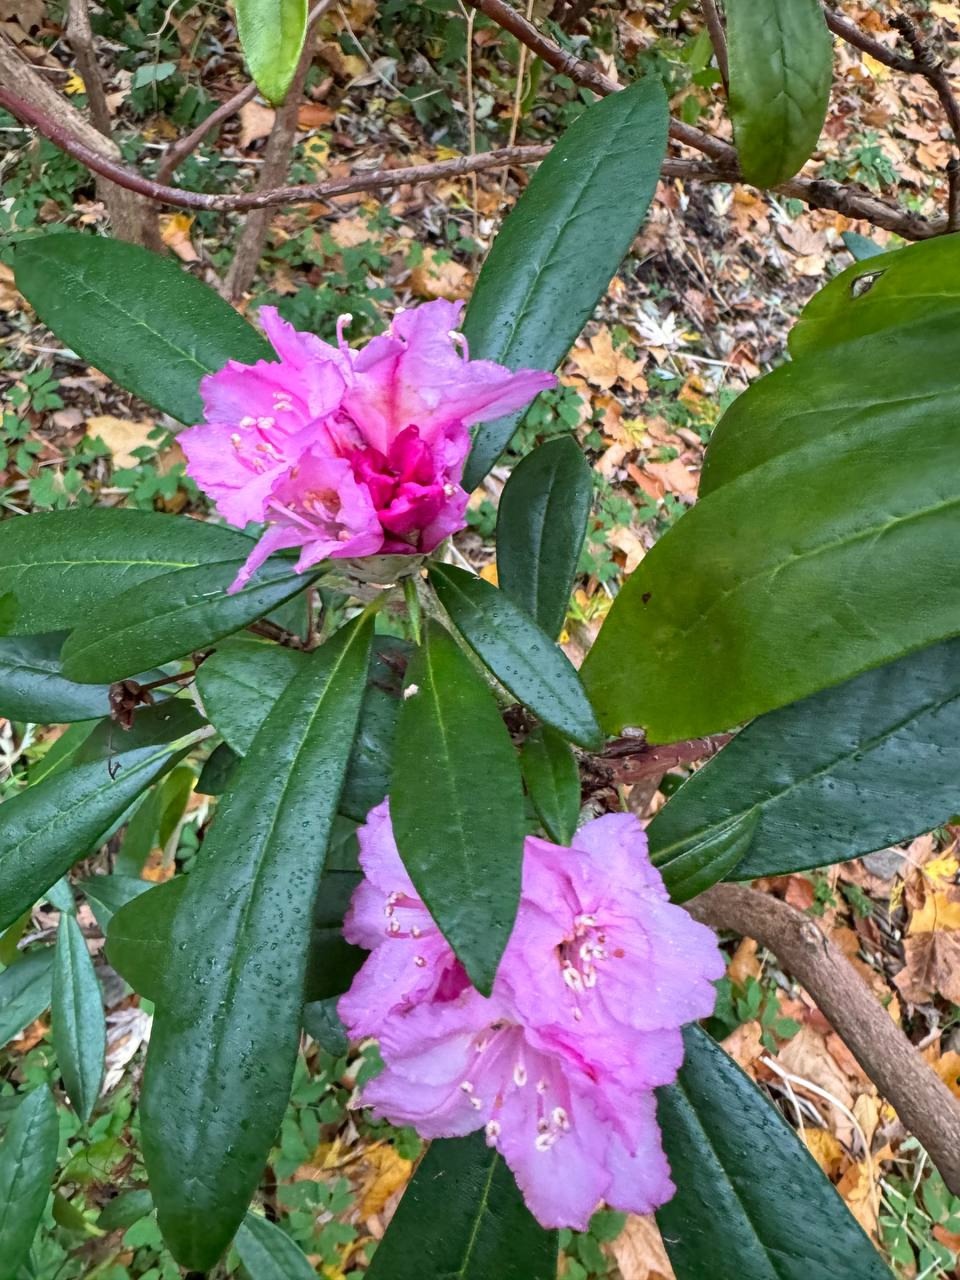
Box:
[338,802,724,1230]
[181,301,555,591]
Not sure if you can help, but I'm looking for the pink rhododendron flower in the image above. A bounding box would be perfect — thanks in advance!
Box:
[338,803,723,1229]
[181,301,555,590]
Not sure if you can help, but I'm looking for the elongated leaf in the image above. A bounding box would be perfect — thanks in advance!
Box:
[655,811,758,903]
[463,79,668,486]
[0,701,201,931]
[391,619,525,993]
[106,877,188,1003]
[156,766,195,848]
[141,617,373,1270]
[61,560,311,684]
[496,436,593,639]
[0,509,253,637]
[197,634,408,820]
[236,0,308,104]
[196,741,240,796]
[649,639,960,880]
[430,565,601,749]
[791,236,960,358]
[305,868,364,1002]
[0,634,126,723]
[97,1188,154,1232]
[28,720,94,785]
[13,234,271,425]
[0,948,54,1048]
[52,915,105,1123]
[657,1027,892,1279]
[520,725,580,845]
[235,1211,317,1280]
[114,790,160,878]
[366,1133,557,1280]
[726,0,832,187]
[582,329,960,740]
[0,1087,59,1280]
[78,875,153,931]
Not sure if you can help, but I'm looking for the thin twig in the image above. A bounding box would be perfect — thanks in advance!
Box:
[65,0,113,137]
[498,0,536,206]
[157,0,337,185]
[948,157,960,231]
[700,0,729,92]
[248,619,306,649]
[458,0,480,243]
[890,12,960,149]
[688,883,960,1198]
[822,6,921,74]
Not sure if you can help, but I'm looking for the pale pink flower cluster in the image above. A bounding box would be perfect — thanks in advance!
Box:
[181,302,554,591]
[338,803,724,1230]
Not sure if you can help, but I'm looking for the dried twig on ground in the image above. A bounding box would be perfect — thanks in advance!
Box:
[688,882,960,1197]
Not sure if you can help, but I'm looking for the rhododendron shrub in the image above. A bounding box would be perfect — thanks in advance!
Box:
[6,68,942,1280]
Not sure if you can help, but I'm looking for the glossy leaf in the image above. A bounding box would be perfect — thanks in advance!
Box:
[463,78,668,486]
[51,914,105,1123]
[654,811,759,904]
[429,564,601,749]
[0,949,54,1049]
[236,0,307,104]
[657,1027,893,1279]
[0,509,253,637]
[235,1211,317,1280]
[156,766,195,848]
[367,1133,557,1280]
[496,436,593,639]
[520,724,580,845]
[0,1087,59,1280]
[725,0,832,187]
[391,619,526,993]
[60,560,311,684]
[106,877,188,1003]
[114,790,161,878]
[0,634,125,723]
[197,634,408,820]
[791,236,960,358]
[582,326,960,741]
[649,639,960,880]
[97,1188,154,1232]
[196,741,240,796]
[141,616,373,1270]
[0,701,201,931]
[78,875,153,931]
[304,868,364,1003]
[13,233,271,425]
[302,998,349,1056]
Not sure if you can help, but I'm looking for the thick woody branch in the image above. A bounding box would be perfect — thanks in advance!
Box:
[699,0,729,92]
[688,882,960,1197]
[66,0,113,138]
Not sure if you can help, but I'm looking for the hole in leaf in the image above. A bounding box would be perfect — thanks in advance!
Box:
[850,270,884,299]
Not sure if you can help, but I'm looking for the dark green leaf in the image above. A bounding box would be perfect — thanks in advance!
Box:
[60,560,312,684]
[141,616,373,1270]
[496,436,593,639]
[236,0,307,104]
[235,1211,317,1280]
[791,236,960,359]
[582,324,960,740]
[29,721,95,785]
[0,509,253,637]
[0,701,201,931]
[196,741,240,796]
[391,619,525,993]
[78,875,153,932]
[302,998,349,1056]
[106,877,188,1003]
[0,948,54,1049]
[520,725,580,845]
[725,0,832,186]
[51,915,105,1123]
[113,790,160,878]
[429,565,601,750]
[366,1133,557,1280]
[0,1087,59,1280]
[0,634,127,723]
[341,636,409,822]
[656,1027,893,1279]
[654,811,759,903]
[463,79,668,485]
[156,766,195,848]
[305,869,364,1003]
[649,639,960,880]
[97,1188,154,1232]
[13,234,271,425]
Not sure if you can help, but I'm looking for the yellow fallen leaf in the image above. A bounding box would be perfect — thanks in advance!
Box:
[64,72,86,95]
[358,1144,413,1217]
[932,1,960,18]
[803,1128,845,1179]
[159,213,199,263]
[862,53,891,81]
[923,854,959,885]
[907,890,960,935]
[479,563,498,586]
[86,415,156,468]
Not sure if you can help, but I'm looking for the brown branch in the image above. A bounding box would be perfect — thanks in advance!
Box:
[156,0,338,185]
[0,34,158,248]
[223,23,318,299]
[688,883,960,1198]
[949,157,960,232]
[822,7,922,74]
[602,732,733,783]
[891,12,960,150]
[700,0,729,92]
[65,0,113,137]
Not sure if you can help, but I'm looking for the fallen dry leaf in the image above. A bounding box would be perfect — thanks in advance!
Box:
[409,249,472,301]
[159,212,199,262]
[907,889,960,935]
[803,1128,845,1179]
[607,1214,675,1280]
[238,99,276,148]
[895,929,960,1005]
[358,1145,413,1217]
[86,415,156,468]
[569,328,647,392]
[327,215,373,248]
[0,262,21,313]
[721,1019,764,1073]
[728,936,760,986]
[642,457,698,499]
[297,102,336,129]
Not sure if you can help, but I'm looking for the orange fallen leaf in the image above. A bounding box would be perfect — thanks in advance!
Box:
[907,889,960,935]
[896,929,960,1005]
[803,1128,845,1179]
[607,1214,675,1280]
[568,328,647,393]
[86,415,156,468]
[409,248,472,301]
[159,212,199,263]
[358,1145,413,1218]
